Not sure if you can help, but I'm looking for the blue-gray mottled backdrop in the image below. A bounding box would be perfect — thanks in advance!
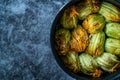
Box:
[0,0,75,80]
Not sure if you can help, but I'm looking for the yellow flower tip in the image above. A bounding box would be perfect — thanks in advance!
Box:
[93,69,102,78]
[94,49,99,57]
[70,6,79,17]
[110,63,120,72]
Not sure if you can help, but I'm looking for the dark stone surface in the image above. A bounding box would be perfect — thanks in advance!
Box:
[0,0,74,80]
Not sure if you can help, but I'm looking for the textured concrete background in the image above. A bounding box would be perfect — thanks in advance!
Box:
[0,0,75,80]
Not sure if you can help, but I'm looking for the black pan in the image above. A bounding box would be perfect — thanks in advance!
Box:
[50,0,120,80]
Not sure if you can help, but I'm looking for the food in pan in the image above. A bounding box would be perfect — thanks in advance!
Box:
[55,28,71,55]
[96,52,120,72]
[86,32,105,57]
[105,38,120,55]
[82,14,105,34]
[99,2,120,22]
[61,51,81,73]
[61,6,78,29]
[79,53,102,77]
[54,1,120,78]
[70,25,88,52]
[76,0,100,20]
[105,22,120,39]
